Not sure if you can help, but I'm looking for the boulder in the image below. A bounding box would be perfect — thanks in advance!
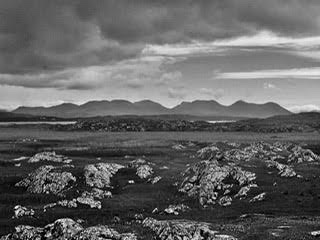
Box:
[13,205,35,219]
[143,217,237,240]
[136,164,153,179]
[179,159,256,207]
[28,151,72,164]
[43,218,83,240]
[84,163,124,188]
[266,160,297,177]
[15,165,76,196]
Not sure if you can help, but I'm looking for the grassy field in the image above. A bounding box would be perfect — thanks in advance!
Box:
[0,127,320,239]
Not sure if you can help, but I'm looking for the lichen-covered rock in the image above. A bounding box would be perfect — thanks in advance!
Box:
[288,146,320,163]
[0,225,43,240]
[76,197,102,209]
[143,217,237,240]
[218,196,233,207]
[81,188,112,199]
[267,160,297,177]
[197,145,220,160]
[164,204,190,215]
[136,164,153,179]
[13,205,35,219]
[43,218,83,240]
[128,158,147,168]
[28,151,72,164]
[73,225,137,240]
[0,218,137,240]
[15,165,76,196]
[57,199,78,208]
[84,163,124,188]
[179,159,256,207]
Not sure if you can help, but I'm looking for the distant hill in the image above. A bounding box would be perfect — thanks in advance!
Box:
[0,111,61,122]
[13,99,291,119]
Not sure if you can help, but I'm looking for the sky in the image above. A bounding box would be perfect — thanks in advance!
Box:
[0,0,320,112]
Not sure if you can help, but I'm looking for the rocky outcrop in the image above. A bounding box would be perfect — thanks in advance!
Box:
[12,205,35,219]
[28,151,72,164]
[197,141,319,164]
[288,146,320,163]
[84,163,124,188]
[197,145,220,160]
[179,159,256,207]
[0,218,137,240]
[15,165,76,196]
[143,217,237,240]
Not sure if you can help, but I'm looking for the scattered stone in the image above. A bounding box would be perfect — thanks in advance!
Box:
[13,205,35,219]
[164,204,190,215]
[143,217,237,240]
[15,165,76,196]
[149,176,162,184]
[250,193,266,202]
[28,151,72,164]
[179,159,256,207]
[136,164,153,179]
[310,230,320,236]
[84,163,124,188]
[152,208,159,214]
[11,156,28,162]
[172,144,186,150]
[160,165,169,170]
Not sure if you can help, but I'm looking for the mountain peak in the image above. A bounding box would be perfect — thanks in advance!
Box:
[12,99,291,118]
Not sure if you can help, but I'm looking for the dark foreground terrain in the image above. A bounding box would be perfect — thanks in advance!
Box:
[0,127,320,239]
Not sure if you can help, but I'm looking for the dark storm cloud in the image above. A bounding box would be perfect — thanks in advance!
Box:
[0,0,320,75]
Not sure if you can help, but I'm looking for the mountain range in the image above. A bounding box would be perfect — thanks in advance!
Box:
[13,99,291,119]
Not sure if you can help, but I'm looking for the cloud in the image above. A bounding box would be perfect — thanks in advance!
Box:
[199,88,225,100]
[0,56,180,90]
[1,0,320,76]
[167,87,187,99]
[215,67,320,79]
[289,104,320,113]
[263,82,280,90]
